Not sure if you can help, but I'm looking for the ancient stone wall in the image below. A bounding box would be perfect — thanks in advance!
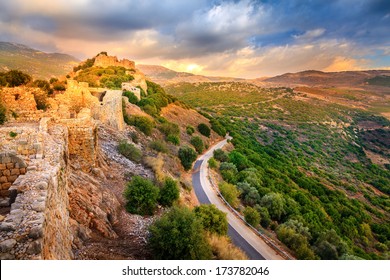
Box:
[94,54,135,69]
[0,153,27,201]
[0,122,73,260]
[0,87,38,113]
[92,90,125,131]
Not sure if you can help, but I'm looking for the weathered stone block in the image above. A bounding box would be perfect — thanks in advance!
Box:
[0,176,7,183]
[11,169,20,176]
[2,170,10,177]
[8,175,18,183]
[1,182,12,189]
[20,168,26,174]
[26,240,42,255]
[0,239,16,253]
[2,157,11,164]
[6,163,14,169]
[0,164,5,170]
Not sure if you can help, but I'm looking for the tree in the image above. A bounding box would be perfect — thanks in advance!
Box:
[213,149,228,162]
[219,162,238,183]
[237,182,261,206]
[314,229,348,260]
[3,70,32,87]
[198,123,211,137]
[244,206,260,227]
[159,177,180,207]
[194,204,228,236]
[124,176,159,215]
[190,136,204,154]
[255,205,271,228]
[219,182,240,208]
[228,151,250,171]
[149,207,212,259]
[260,192,285,221]
[178,146,197,171]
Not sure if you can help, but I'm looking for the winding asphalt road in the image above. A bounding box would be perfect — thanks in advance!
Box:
[192,138,283,260]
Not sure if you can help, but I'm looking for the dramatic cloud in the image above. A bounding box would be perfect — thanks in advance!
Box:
[0,0,389,77]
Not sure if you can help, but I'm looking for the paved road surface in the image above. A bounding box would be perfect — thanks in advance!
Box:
[192,138,283,260]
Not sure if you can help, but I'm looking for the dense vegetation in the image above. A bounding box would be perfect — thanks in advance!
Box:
[167,81,390,260]
[367,75,390,87]
[74,66,134,88]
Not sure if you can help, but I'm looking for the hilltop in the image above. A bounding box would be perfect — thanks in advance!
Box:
[0,42,79,79]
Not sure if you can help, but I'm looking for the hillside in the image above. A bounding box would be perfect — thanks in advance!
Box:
[137,64,243,85]
[0,42,79,79]
[264,69,390,87]
[166,81,390,260]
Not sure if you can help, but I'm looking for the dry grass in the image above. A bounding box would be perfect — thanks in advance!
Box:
[206,233,248,260]
[144,154,165,183]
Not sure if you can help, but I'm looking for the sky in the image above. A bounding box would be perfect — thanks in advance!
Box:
[0,0,389,78]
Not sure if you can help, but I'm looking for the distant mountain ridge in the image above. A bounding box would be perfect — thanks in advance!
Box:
[137,64,243,85]
[264,69,390,87]
[0,42,79,79]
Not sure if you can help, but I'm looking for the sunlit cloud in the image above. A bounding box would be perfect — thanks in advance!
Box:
[0,0,389,78]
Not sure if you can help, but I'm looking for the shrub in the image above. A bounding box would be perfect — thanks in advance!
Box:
[198,123,211,137]
[126,116,155,136]
[123,90,138,104]
[159,177,180,207]
[117,140,142,163]
[194,204,228,236]
[243,206,260,227]
[190,136,204,154]
[149,206,212,259]
[186,125,195,135]
[9,131,17,138]
[210,119,226,136]
[149,140,168,153]
[159,122,180,136]
[166,134,180,145]
[0,103,6,125]
[213,149,228,162]
[255,205,271,228]
[124,176,160,215]
[178,146,197,171]
[208,157,218,169]
[228,151,250,171]
[33,79,52,95]
[219,182,240,208]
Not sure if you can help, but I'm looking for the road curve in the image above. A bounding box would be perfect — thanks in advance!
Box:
[192,138,283,260]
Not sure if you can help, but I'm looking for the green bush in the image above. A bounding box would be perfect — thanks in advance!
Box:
[33,90,49,111]
[219,162,238,183]
[213,149,228,162]
[124,176,160,215]
[33,79,53,95]
[194,204,228,236]
[210,119,227,136]
[167,134,180,145]
[219,182,240,208]
[190,136,204,154]
[126,116,155,136]
[149,206,212,259]
[159,177,180,207]
[178,146,197,171]
[117,140,142,163]
[208,157,218,169]
[0,103,6,125]
[255,206,271,228]
[149,140,168,153]
[243,206,260,227]
[198,123,211,137]
[123,90,138,104]
[9,131,17,138]
[186,125,195,135]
